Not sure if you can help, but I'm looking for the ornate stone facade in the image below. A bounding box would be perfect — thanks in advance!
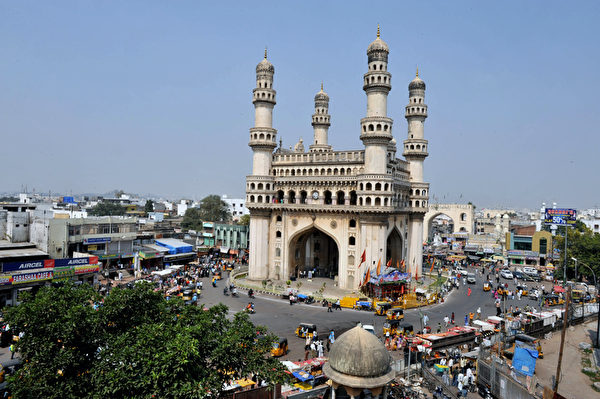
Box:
[246,30,430,290]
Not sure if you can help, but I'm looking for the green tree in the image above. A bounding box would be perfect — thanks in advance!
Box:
[88,202,126,216]
[182,207,203,231]
[553,222,600,283]
[144,199,154,214]
[237,214,250,226]
[199,195,231,223]
[5,283,289,398]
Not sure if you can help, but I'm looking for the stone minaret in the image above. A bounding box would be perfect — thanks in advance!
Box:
[360,25,393,174]
[309,83,332,152]
[247,49,277,280]
[404,68,429,277]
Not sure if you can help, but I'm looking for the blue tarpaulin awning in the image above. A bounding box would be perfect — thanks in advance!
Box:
[512,347,538,377]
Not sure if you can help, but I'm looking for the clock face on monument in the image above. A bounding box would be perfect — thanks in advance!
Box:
[312,191,319,200]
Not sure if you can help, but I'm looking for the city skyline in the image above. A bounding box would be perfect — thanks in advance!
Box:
[2,2,599,209]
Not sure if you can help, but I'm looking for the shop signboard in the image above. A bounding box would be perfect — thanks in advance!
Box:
[544,208,576,226]
[12,270,53,285]
[74,265,100,275]
[2,259,54,273]
[99,254,119,259]
[87,245,98,251]
[83,237,111,245]
[53,266,75,281]
[54,256,99,267]
[0,276,12,286]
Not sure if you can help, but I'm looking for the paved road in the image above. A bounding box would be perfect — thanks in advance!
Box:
[198,270,546,361]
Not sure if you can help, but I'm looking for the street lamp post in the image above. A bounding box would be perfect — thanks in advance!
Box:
[571,257,599,348]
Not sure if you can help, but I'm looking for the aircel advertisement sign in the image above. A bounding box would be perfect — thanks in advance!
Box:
[2,257,99,273]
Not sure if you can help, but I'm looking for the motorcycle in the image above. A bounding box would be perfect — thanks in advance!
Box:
[477,384,492,399]
[223,287,229,296]
[231,288,239,297]
[245,303,256,314]
[248,290,255,299]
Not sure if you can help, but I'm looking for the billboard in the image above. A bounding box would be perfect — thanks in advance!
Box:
[12,270,53,285]
[2,259,54,273]
[544,208,577,226]
[83,237,111,245]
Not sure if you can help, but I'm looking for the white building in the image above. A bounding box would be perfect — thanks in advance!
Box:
[579,208,600,234]
[245,28,431,289]
[221,195,249,220]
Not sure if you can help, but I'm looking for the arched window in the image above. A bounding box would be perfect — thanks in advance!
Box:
[324,190,332,205]
[288,190,296,204]
[415,200,419,207]
[300,190,308,204]
[359,183,364,191]
[359,197,363,206]
[276,230,282,238]
[320,168,326,175]
[375,183,381,191]
[336,191,345,205]
[350,191,357,206]
[376,124,382,131]
[349,236,356,246]
[375,197,381,206]
[276,215,282,222]
[257,195,263,203]
[366,197,372,206]
[384,183,389,191]
[250,183,255,190]
[368,124,374,132]
[250,195,255,202]
[349,219,357,228]
[366,183,372,191]
[265,195,270,203]
[384,198,388,206]
[257,183,263,190]
[277,190,284,203]
[415,189,420,195]
[291,169,295,176]
[461,213,467,221]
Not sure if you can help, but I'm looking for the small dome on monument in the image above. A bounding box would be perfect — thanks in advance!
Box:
[323,325,395,388]
[256,48,274,73]
[294,138,305,153]
[409,68,426,90]
[315,83,329,101]
[367,25,389,54]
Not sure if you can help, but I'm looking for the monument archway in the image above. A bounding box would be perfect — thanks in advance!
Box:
[423,203,474,241]
[288,226,339,280]
[386,228,404,268]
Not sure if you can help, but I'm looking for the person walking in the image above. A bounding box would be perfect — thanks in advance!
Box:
[289,294,294,306]
[451,312,455,324]
[422,313,429,327]
[467,287,472,297]
[327,301,332,312]
[9,343,15,359]
[476,307,481,320]
[335,299,341,311]
[444,315,450,329]
[464,314,468,326]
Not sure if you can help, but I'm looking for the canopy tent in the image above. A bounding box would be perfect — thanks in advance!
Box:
[151,269,174,277]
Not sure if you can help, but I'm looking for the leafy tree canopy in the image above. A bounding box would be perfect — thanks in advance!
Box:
[237,214,250,226]
[88,202,126,216]
[182,208,204,231]
[144,199,154,214]
[553,222,600,284]
[199,195,231,223]
[5,282,288,398]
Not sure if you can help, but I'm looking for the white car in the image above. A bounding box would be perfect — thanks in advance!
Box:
[500,269,513,279]
[362,324,376,335]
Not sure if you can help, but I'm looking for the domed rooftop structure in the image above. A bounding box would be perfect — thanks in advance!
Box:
[409,68,426,90]
[314,83,329,102]
[323,325,395,389]
[256,48,274,73]
[367,25,389,54]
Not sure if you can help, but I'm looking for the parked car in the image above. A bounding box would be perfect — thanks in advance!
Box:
[500,269,513,279]
[523,267,541,281]
[466,273,477,284]
[513,270,524,280]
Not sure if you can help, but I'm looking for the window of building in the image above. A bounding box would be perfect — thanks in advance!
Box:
[349,219,356,228]
[349,236,356,246]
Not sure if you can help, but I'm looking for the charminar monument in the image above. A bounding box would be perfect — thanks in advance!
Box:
[245,28,430,290]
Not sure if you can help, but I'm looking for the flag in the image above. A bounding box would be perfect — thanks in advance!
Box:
[400,259,405,271]
[360,250,366,264]
[386,259,392,267]
[429,258,435,273]
[376,259,381,276]
[362,267,371,287]
[396,260,400,269]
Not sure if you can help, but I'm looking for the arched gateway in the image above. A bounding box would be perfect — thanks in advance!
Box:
[289,227,339,279]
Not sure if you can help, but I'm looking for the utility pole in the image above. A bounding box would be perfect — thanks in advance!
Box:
[553,286,571,395]
[563,225,568,287]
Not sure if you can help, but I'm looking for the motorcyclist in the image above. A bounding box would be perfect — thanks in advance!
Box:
[231,286,238,297]
[248,288,254,298]
[223,287,228,295]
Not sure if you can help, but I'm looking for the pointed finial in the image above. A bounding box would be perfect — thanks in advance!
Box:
[321,81,324,91]
[416,66,419,78]
[377,24,380,38]
[264,47,267,59]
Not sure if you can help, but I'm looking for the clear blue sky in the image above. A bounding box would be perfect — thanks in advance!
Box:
[2,1,599,209]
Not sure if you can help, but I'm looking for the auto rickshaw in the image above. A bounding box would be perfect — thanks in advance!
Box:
[545,294,564,306]
[374,302,392,316]
[397,322,414,335]
[295,323,317,339]
[383,319,401,336]
[516,284,528,296]
[271,337,288,357]
[483,282,491,292]
[386,308,404,321]
[213,271,222,280]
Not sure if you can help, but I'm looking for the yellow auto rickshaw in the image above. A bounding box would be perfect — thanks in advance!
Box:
[545,294,564,306]
[295,323,317,339]
[386,308,404,321]
[483,282,491,292]
[374,301,392,316]
[516,284,528,296]
[271,337,288,357]
[383,319,401,336]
